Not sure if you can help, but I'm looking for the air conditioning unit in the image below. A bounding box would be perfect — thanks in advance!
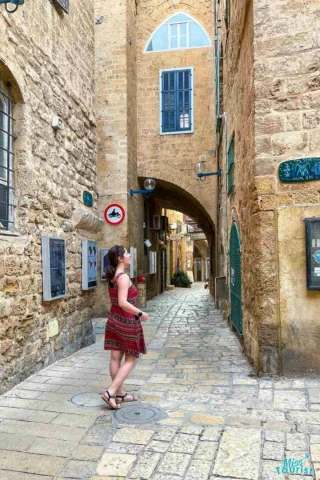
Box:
[152,215,161,230]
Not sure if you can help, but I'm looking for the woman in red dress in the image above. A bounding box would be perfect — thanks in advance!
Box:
[102,245,148,409]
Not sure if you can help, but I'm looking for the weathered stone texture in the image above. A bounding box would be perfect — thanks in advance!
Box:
[95,0,217,309]
[216,0,257,366]
[253,0,320,375]
[219,0,320,376]
[0,1,97,393]
[136,0,217,229]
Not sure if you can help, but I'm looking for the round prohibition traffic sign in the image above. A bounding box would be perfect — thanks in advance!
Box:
[104,204,125,226]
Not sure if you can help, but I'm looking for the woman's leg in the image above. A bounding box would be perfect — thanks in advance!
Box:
[105,354,138,402]
[109,350,124,380]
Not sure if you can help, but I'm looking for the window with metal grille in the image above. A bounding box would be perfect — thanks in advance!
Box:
[0,79,14,230]
[227,134,235,196]
[160,68,193,134]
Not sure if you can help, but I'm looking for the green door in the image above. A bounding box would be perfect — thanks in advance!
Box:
[230,222,242,334]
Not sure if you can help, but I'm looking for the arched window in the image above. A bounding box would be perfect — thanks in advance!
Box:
[0,79,14,230]
[145,12,212,53]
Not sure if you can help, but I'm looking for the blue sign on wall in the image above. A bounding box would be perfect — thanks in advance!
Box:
[83,191,93,207]
[279,158,320,183]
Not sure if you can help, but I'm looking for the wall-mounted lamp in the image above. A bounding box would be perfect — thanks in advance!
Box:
[0,0,24,13]
[194,161,221,182]
[130,178,156,198]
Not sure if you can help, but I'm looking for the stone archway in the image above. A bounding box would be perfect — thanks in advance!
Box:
[137,176,216,295]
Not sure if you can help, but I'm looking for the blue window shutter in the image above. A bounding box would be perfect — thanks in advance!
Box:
[161,69,192,133]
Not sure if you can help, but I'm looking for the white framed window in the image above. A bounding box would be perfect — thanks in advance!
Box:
[0,79,14,231]
[169,21,189,49]
[145,12,212,53]
[159,67,194,135]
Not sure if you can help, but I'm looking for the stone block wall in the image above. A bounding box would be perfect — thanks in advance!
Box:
[0,0,97,393]
[136,0,217,229]
[95,0,146,316]
[253,0,320,375]
[216,0,257,365]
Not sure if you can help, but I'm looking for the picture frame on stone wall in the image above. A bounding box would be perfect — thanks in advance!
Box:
[42,236,67,301]
[82,240,98,290]
[305,218,320,291]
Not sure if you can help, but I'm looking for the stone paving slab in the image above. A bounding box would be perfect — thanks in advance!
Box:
[213,427,261,479]
[0,284,318,480]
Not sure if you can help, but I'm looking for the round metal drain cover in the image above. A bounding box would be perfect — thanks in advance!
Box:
[71,392,105,407]
[113,404,166,424]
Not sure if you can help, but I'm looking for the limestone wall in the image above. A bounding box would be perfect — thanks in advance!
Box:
[0,0,97,392]
[254,0,320,375]
[95,0,147,316]
[136,0,217,228]
[216,1,257,365]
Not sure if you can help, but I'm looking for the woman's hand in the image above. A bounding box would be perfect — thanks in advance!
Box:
[140,312,149,322]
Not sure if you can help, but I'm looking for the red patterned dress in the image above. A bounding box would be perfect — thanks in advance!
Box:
[104,272,147,358]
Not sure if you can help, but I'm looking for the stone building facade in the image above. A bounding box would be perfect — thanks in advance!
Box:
[0,0,98,393]
[216,0,320,375]
[95,0,218,312]
[2,0,319,394]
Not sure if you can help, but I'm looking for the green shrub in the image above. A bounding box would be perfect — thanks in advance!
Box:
[171,270,192,288]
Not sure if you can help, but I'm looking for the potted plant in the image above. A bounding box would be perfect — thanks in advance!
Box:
[171,270,192,288]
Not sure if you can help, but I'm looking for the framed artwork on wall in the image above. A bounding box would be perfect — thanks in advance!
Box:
[42,236,66,301]
[82,240,98,290]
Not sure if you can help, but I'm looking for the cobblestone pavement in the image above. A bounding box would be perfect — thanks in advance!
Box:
[0,284,319,480]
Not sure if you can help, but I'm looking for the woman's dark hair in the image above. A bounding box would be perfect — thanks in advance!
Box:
[105,245,126,281]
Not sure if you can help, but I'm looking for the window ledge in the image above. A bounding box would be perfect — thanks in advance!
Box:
[160,130,194,136]
[0,229,22,237]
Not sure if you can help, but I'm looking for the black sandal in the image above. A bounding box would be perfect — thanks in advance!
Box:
[101,390,120,409]
[116,393,138,403]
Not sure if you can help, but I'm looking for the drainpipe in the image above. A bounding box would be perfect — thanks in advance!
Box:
[222,112,228,281]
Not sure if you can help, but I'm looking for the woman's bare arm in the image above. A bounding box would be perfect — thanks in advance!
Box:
[117,274,147,318]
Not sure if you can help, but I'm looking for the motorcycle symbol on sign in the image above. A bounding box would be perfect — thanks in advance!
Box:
[104,204,125,225]
[108,208,121,219]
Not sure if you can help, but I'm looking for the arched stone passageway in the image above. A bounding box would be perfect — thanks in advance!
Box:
[137,176,216,295]
[139,176,215,235]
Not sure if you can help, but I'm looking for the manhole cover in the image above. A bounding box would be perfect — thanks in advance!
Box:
[71,392,105,407]
[113,404,166,424]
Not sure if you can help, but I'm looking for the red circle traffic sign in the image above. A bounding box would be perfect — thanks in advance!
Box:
[104,204,125,226]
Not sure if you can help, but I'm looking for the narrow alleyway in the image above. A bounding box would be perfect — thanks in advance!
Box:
[0,284,319,480]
